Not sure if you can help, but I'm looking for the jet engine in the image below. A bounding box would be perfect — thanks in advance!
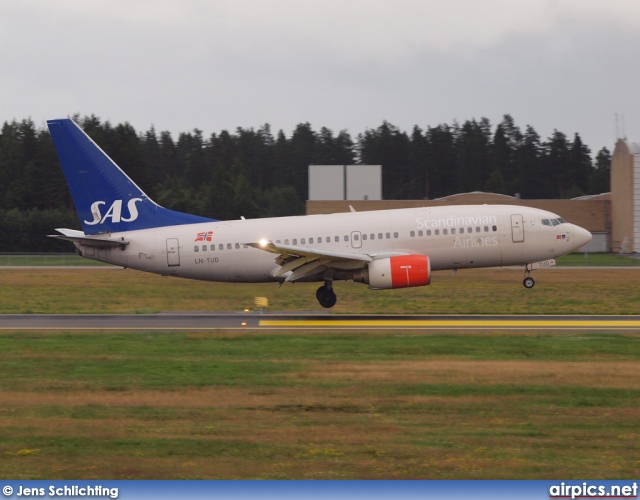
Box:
[353,255,431,290]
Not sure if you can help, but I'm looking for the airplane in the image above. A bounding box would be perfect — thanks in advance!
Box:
[47,118,592,308]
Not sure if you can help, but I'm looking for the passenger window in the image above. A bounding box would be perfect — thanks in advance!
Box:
[418,230,423,236]
[492,225,497,231]
[484,226,489,232]
[476,226,481,233]
[443,229,448,235]
[370,234,375,240]
[410,231,415,237]
[227,243,232,249]
[309,237,314,244]
[344,235,349,241]
[393,232,398,238]
[194,246,199,252]
[219,244,223,250]
[211,244,215,251]
[386,232,391,239]
[293,239,297,245]
[202,245,207,251]
[326,237,330,243]
[451,228,456,235]
[243,244,248,249]
[427,229,432,236]
[362,234,368,240]
[435,229,439,235]
[334,236,339,242]
[467,227,472,233]
[276,240,281,244]
[284,239,289,245]
[235,243,240,249]
[301,238,306,244]
[378,233,383,239]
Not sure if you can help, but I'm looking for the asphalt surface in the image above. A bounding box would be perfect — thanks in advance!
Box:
[1,313,640,331]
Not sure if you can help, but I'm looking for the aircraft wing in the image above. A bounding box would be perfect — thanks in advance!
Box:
[247,241,371,281]
[47,228,130,249]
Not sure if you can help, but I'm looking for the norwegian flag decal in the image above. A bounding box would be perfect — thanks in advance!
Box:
[195,231,213,242]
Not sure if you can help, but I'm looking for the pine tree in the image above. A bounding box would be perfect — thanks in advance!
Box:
[588,147,611,194]
[358,121,410,199]
[545,130,571,198]
[425,124,457,198]
[567,133,591,196]
[517,125,543,198]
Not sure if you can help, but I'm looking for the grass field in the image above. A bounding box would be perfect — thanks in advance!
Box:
[0,330,639,479]
[0,267,639,479]
[556,253,640,267]
[1,266,640,314]
[0,254,111,267]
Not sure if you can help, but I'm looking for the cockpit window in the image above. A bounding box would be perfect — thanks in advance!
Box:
[542,217,566,226]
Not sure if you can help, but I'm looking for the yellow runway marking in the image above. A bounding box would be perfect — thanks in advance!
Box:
[2,317,640,331]
[259,319,640,329]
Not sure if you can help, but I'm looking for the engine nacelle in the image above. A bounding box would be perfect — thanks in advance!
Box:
[353,255,431,290]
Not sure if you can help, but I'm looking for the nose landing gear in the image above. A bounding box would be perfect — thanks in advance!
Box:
[523,265,535,289]
[316,281,337,308]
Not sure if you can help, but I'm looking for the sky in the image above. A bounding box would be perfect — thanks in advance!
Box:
[2,0,640,154]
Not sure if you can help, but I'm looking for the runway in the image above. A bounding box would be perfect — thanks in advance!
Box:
[1,313,640,331]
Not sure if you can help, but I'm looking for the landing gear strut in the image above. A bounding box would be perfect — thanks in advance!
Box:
[523,266,535,289]
[316,281,337,308]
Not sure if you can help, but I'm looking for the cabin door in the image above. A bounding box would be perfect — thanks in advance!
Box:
[510,214,524,243]
[166,238,181,266]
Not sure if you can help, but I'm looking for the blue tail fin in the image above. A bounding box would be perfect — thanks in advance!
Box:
[47,119,216,235]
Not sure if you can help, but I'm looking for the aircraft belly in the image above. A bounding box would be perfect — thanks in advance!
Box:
[227,261,247,282]
[500,224,542,266]
[427,244,468,270]
[191,251,274,283]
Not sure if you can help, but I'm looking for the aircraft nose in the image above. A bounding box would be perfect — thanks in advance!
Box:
[572,225,592,250]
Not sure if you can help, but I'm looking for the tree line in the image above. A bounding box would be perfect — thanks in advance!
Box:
[0,114,611,252]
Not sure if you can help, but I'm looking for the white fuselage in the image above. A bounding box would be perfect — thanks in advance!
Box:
[75,204,591,284]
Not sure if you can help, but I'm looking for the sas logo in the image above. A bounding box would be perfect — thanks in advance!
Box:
[195,231,214,242]
[84,199,143,226]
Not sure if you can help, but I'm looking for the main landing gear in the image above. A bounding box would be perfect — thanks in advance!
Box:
[316,281,337,308]
[523,266,535,289]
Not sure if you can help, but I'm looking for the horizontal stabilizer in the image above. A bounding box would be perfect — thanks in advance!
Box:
[48,228,129,249]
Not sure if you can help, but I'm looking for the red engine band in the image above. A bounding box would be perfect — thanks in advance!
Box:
[389,254,431,288]
[366,255,431,289]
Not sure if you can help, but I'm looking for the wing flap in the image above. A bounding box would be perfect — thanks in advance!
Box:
[285,260,326,282]
[247,241,372,262]
[248,240,371,282]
